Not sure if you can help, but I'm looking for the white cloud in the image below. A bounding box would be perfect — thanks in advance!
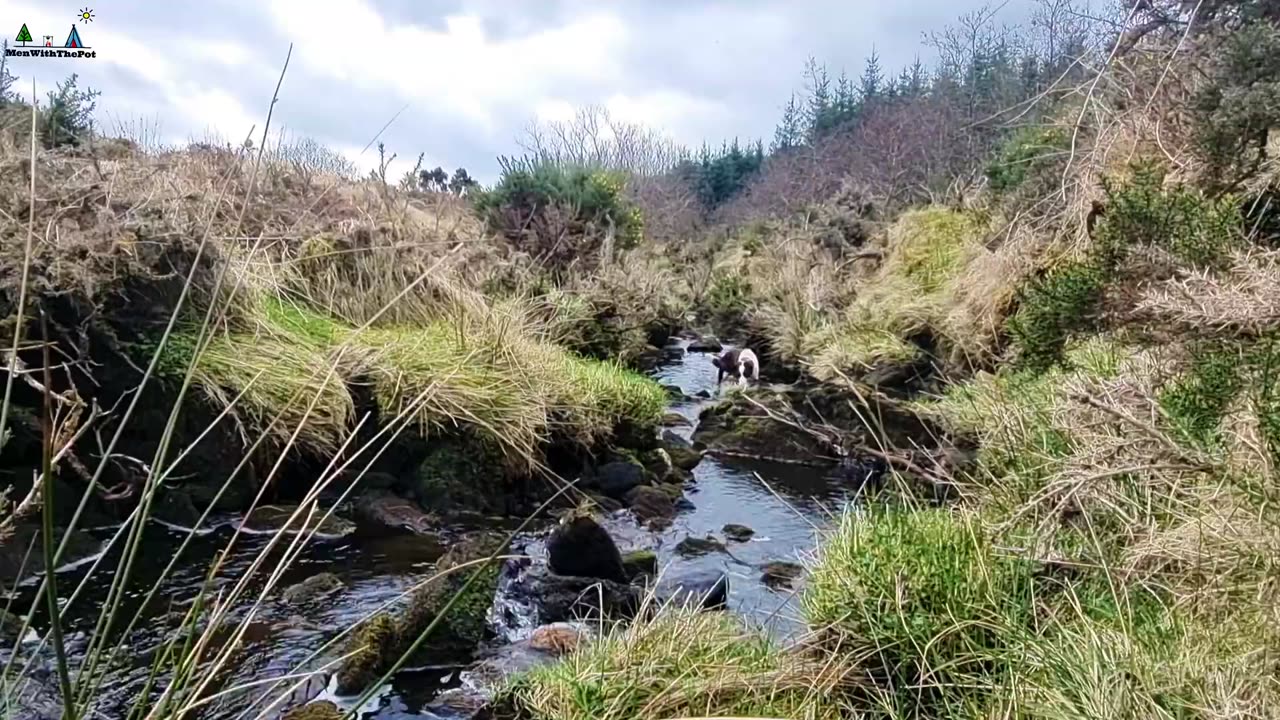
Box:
[266,0,628,136]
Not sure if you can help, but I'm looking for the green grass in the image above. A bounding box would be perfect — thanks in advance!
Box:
[504,609,856,720]
[159,292,666,464]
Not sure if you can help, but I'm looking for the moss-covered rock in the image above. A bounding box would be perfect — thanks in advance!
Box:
[281,572,344,605]
[621,550,658,580]
[334,534,505,696]
[624,486,676,523]
[413,433,511,514]
[334,612,398,695]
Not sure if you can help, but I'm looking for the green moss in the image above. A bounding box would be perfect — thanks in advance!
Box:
[399,535,504,653]
[281,701,343,720]
[334,612,398,695]
[414,433,509,513]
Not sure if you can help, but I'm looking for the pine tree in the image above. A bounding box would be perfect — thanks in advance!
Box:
[804,57,833,140]
[772,92,803,152]
[906,56,928,97]
[15,24,32,46]
[834,70,856,123]
[858,47,884,106]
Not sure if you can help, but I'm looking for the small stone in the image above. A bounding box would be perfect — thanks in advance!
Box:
[760,561,804,589]
[282,700,342,720]
[661,412,692,427]
[529,622,585,655]
[240,505,356,540]
[675,535,725,557]
[696,390,712,399]
[674,497,696,512]
[661,383,685,399]
[722,524,755,542]
[281,572,344,604]
[655,570,729,610]
[587,493,624,514]
[662,444,701,472]
[625,486,676,523]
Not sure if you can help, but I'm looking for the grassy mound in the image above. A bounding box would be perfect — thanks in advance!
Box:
[503,608,858,720]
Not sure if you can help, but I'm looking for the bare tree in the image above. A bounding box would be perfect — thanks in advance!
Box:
[518,104,688,176]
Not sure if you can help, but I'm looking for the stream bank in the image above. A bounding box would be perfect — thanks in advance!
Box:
[3,336,892,720]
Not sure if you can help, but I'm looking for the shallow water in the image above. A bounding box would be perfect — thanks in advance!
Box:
[4,338,853,719]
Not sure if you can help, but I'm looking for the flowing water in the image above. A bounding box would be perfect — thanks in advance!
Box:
[3,339,864,719]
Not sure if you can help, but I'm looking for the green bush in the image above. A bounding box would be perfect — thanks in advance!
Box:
[1192,21,1280,189]
[1159,341,1244,452]
[985,125,1070,194]
[1095,162,1241,270]
[1009,161,1243,370]
[473,158,645,279]
[1007,259,1109,372]
[41,73,100,148]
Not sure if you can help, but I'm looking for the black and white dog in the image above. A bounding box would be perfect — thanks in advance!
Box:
[711,347,760,389]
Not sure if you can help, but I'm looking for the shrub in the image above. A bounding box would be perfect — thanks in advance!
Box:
[41,73,100,148]
[985,125,1070,195]
[474,158,645,280]
[1007,259,1109,372]
[1192,21,1280,190]
[1159,341,1244,452]
[1009,162,1243,370]
[1095,162,1242,270]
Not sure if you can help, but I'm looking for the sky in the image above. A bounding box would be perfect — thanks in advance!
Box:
[1,0,1029,184]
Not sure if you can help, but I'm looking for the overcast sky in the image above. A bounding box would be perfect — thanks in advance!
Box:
[4,0,1029,184]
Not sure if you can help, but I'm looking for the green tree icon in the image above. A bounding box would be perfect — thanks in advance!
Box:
[16,24,32,46]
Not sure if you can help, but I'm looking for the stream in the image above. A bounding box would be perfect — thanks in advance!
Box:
[3,339,864,719]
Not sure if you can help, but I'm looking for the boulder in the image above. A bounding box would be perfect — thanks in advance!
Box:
[662,430,693,448]
[351,490,435,535]
[281,573,344,605]
[722,524,755,542]
[515,570,641,624]
[655,570,729,610]
[661,384,686,399]
[695,390,712,399]
[586,493,624,514]
[624,486,675,523]
[334,534,505,696]
[675,535,725,557]
[760,561,804,589]
[674,497,696,512]
[546,515,627,583]
[593,460,647,500]
[239,505,356,540]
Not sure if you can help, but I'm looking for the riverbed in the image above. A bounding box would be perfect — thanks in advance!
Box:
[3,339,861,719]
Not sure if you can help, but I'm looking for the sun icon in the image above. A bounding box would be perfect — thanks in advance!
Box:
[79,7,95,23]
